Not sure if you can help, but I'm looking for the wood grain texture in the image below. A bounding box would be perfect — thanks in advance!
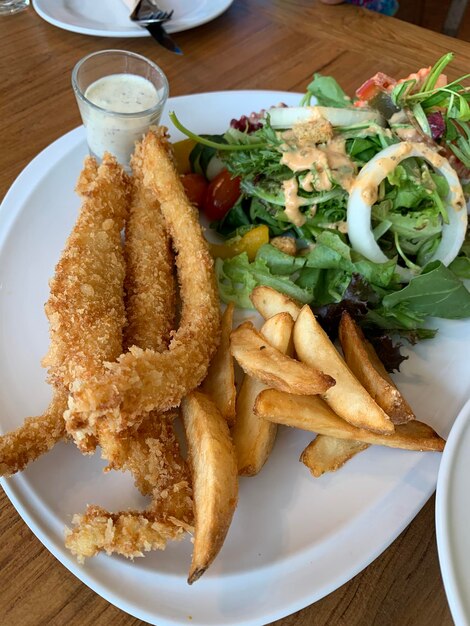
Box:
[0,2,464,624]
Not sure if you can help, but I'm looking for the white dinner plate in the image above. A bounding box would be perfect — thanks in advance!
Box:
[436,398,470,626]
[0,90,468,626]
[32,0,234,37]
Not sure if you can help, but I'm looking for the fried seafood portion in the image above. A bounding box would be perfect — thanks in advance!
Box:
[65,413,194,562]
[65,504,190,562]
[43,155,130,390]
[98,412,193,521]
[0,155,130,473]
[0,391,67,477]
[66,151,193,561]
[68,129,220,433]
[94,144,177,467]
[123,142,175,354]
[43,155,131,451]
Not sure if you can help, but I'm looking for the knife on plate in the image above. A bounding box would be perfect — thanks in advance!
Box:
[144,21,183,55]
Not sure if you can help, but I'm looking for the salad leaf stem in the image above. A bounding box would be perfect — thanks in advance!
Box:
[170,112,268,151]
[394,232,421,270]
[406,75,470,103]
[420,52,455,94]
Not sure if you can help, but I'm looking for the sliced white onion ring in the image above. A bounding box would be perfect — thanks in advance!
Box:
[268,106,384,129]
[347,141,468,280]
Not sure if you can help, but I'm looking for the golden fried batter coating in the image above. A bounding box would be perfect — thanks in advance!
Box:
[65,504,190,562]
[0,391,67,477]
[101,413,193,520]
[65,412,194,561]
[52,155,130,450]
[66,146,193,560]
[68,129,220,433]
[124,143,176,354]
[0,155,130,473]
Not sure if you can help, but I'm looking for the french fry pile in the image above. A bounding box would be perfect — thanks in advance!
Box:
[0,130,445,586]
[185,284,444,577]
[232,286,444,481]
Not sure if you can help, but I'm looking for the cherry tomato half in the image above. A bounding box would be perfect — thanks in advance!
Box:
[181,173,208,209]
[203,170,241,221]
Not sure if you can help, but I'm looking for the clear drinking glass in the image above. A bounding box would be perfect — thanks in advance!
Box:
[0,0,29,15]
[72,50,169,167]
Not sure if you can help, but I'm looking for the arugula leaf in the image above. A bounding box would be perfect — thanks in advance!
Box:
[366,304,430,331]
[382,261,470,318]
[346,135,389,164]
[301,74,352,108]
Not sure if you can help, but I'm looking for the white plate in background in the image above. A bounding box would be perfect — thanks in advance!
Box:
[0,90,467,626]
[32,0,234,37]
[436,398,470,626]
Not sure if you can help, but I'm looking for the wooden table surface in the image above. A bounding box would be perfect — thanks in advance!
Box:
[0,1,465,624]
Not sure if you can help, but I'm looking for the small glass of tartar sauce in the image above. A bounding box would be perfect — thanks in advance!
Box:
[72,50,169,167]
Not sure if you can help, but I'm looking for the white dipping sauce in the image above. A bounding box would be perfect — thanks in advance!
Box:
[81,73,163,165]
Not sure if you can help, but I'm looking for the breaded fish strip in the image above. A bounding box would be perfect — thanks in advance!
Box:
[65,504,191,562]
[123,142,175,354]
[66,150,193,560]
[65,415,194,561]
[68,129,220,433]
[100,414,192,507]
[0,155,130,472]
[44,155,129,391]
[0,391,67,477]
[45,155,130,451]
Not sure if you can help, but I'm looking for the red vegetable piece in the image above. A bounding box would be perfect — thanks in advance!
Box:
[203,170,241,221]
[356,72,397,102]
[181,173,208,209]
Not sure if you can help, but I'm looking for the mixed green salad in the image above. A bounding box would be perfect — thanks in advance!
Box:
[171,53,470,369]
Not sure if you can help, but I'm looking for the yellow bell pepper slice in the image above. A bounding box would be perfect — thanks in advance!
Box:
[209,225,270,262]
[172,138,196,174]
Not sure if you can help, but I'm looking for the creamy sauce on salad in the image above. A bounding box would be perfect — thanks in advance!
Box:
[283,178,306,227]
[281,138,356,193]
[80,74,163,165]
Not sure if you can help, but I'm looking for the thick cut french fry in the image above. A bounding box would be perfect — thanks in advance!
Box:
[232,312,294,476]
[301,436,369,477]
[202,303,236,426]
[339,312,415,425]
[182,391,238,584]
[293,306,394,434]
[309,311,415,477]
[250,286,301,321]
[231,321,335,396]
[255,389,445,452]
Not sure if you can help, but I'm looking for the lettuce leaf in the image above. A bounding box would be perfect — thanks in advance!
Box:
[302,74,352,108]
[305,231,397,288]
[255,243,306,275]
[215,254,313,308]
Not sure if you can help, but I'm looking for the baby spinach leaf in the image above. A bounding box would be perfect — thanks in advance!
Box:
[382,261,470,318]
